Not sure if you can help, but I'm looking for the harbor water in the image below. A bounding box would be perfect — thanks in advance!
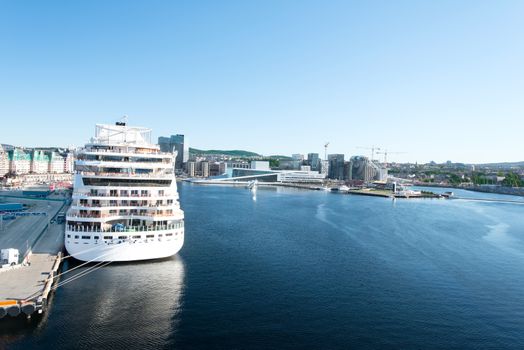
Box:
[2,183,524,349]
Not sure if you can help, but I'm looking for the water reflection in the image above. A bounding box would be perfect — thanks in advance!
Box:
[0,256,186,350]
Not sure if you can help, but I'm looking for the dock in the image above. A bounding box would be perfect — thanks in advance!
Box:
[0,193,67,319]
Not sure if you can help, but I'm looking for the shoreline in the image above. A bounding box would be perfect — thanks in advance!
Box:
[414,183,524,198]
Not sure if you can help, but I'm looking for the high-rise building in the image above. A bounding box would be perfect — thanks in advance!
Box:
[201,161,210,178]
[319,160,329,178]
[349,156,387,182]
[292,154,304,162]
[187,161,196,177]
[158,134,187,171]
[307,153,320,171]
[328,154,345,180]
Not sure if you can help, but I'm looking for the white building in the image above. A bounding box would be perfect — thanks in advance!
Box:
[278,170,326,183]
[49,151,66,173]
[0,145,9,177]
[250,161,270,170]
[30,150,50,174]
[9,148,31,175]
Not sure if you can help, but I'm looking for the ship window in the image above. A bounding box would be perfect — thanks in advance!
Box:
[94,236,99,240]
[67,234,71,238]
[158,234,163,237]
[146,234,154,238]
[74,235,79,239]
[166,233,173,237]
[81,235,90,239]
[132,235,141,239]
[118,236,126,239]
[103,236,112,239]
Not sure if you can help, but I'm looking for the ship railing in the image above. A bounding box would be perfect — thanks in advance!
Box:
[66,222,184,233]
[67,212,177,219]
[74,193,157,197]
[77,171,174,178]
[80,148,164,155]
[72,203,173,208]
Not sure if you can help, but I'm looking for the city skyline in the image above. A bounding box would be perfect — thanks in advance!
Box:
[1,1,523,164]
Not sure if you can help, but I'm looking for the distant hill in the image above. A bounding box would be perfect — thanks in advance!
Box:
[268,155,293,160]
[477,161,524,168]
[189,148,261,158]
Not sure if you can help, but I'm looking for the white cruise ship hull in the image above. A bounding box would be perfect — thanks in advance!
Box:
[65,233,184,262]
[67,122,185,263]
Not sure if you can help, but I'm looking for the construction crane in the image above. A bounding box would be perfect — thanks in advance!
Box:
[356,146,381,161]
[324,142,330,161]
[376,149,406,166]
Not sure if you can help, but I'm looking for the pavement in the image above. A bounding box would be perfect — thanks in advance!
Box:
[0,254,56,301]
[0,197,65,257]
[0,195,68,305]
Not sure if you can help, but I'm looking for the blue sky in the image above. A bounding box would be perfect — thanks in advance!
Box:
[1,0,523,163]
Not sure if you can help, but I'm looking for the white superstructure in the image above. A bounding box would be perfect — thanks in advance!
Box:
[65,122,184,262]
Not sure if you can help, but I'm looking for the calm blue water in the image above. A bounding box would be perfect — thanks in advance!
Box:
[2,183,524,349]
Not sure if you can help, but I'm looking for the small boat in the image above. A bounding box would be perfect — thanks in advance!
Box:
[247,180,258,190]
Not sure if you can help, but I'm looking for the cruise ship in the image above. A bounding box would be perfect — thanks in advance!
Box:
[65,122,184,262]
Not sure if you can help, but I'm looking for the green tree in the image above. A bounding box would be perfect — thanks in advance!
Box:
[502,172,522,187]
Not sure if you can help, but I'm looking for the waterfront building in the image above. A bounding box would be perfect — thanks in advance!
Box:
[65,151,75,173]
[201,161,210,178]
[328,154,345,180]
[218,162,227,175]
[229,168,325,183]
[209,162,228,177]
[0,145,9,177]
[187,161,196,177]
[277,170,326,183]
[30,150,50,174]
[349,156,387,182]
[307,153,320,171]
[227,161,250,169]
[251,161,270,170]
[292,154,304,162]
[158,134,187,170]
[279,159,301,170]
[319,160,329,177]
[8,148,31,175]
[48,151,66,173]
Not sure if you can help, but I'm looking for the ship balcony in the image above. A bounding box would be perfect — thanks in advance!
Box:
[66,220,184,233]
[70,203,177,210]
[66,211,184,222]
[77,171,174,179]
[75,160,173,169]
[80,148,169,157]
[72,192,177,200]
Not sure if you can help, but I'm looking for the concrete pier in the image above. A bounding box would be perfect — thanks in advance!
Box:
[0,194,67,319]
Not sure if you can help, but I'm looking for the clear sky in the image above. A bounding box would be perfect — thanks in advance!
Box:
[1,0,523,164]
